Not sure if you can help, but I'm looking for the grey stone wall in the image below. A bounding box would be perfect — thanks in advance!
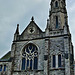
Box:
[13,71,44,75]
[0,62,12,75]
[12,39,45,75]
[50,70,65,75]
[49,37,65,75]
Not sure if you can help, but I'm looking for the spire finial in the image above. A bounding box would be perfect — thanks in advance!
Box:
[31,16,34,21]
[17,24,19,27]
[15,24,19,34]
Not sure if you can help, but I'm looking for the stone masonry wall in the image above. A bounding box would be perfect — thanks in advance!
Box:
[12,39,45,75]
[49,37,65,75]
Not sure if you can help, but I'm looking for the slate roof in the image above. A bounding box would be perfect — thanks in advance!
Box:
[0,51,11,62]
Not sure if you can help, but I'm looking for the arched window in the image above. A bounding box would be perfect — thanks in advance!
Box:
[4,65,6,71]
[58,55,61,67]
[55,1,58,7]
[52,55,56,68]
[0,65,2,72]
[56,16,58,28]
[22,43,38,70]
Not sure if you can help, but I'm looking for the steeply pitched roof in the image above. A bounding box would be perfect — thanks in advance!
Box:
[0,51,11,62]
[21,17,43,35]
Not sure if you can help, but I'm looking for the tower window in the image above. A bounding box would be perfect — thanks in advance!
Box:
[53,55,56,68]
[22,43,38,70]
[58,55,61,67]
[56,16,58,28]
[55,1,58,7]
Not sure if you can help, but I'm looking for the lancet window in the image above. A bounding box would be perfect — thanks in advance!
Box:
[55,1,58,7]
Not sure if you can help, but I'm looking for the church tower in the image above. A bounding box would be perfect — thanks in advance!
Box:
[45,0,74,75]
[50,0,67,30]
[46,0,67,30]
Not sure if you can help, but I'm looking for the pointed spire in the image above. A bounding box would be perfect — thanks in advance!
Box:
[46,19,50,28]
[31,16,34,21]
[15,24,19,34]
[14,24,19,41]
[45,19,50,36]
[63,0,66,4]
[50,0,67,14]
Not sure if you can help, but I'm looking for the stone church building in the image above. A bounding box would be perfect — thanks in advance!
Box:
[0,0,74,75]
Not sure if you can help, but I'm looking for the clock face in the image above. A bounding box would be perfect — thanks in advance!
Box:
[28,27,35,33]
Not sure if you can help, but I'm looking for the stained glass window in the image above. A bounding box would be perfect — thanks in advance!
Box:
[34,57,38,69]
[4,65,6,71]
[0,65,2,72]
[22,43,38,70]
[55,1,58,7]
[58,55,61,67]
[22,58,26,70]
[53,55,56,68]
[56,16,58,28]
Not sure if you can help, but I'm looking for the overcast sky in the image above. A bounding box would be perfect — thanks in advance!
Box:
[0,0,75,59]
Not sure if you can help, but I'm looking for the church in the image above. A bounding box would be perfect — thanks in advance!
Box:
[0,0,74,75]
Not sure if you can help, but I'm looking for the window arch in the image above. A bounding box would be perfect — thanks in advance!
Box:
[55,1,58,7]
[21,43,38,70]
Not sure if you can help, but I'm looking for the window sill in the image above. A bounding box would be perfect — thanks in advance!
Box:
[50,67,65,71]
[0,72,7,75]
[14,70,43,72]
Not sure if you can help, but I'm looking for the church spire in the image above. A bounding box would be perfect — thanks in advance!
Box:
[50,0,67,14]
[14,24,19,41]
[15,24,19,35]
[47,0,68,30]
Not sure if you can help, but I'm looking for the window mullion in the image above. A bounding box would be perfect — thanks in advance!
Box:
[25,58,27,70]
[32,58,34,70]
[33,57,34,70]
[56,55,58,68]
